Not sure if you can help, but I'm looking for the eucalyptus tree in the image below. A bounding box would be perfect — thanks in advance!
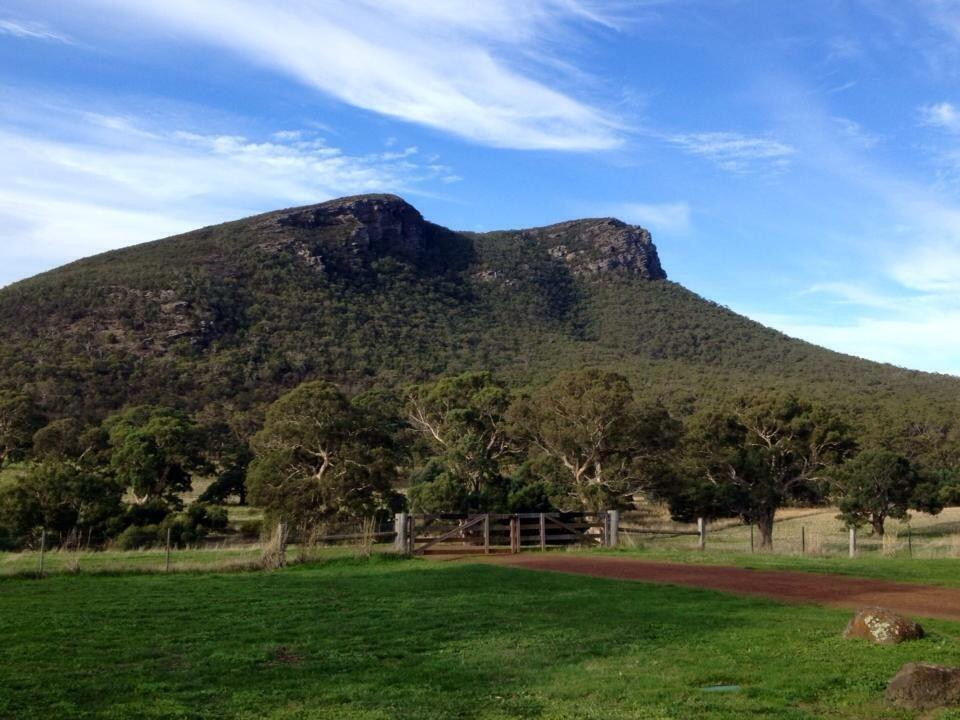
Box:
[507,369,680,510]
[247,381,404,537]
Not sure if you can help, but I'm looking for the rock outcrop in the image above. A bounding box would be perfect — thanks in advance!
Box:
[843,607,924,645]
[257,194,428,267]
[886,663,960,710]
[526,218,666,279]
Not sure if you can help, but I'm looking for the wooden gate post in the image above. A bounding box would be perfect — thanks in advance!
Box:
[539,513,546,551]
[607,510,620,548]
[407,514,415,555]
[165,526,172,572]
[38,529,46,577]
[509,516,518,554]
[697,517,706,551]
[483,514,491,554]
[394,513,408,555]
[849,527,856,558]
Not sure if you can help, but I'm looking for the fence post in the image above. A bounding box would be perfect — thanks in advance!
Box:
[407,514,415,555]
[539,513,546,551]
[750,524,754,553]
[484,514,491,554]
[849,527,857,558]
[510,516,518,553]
[801,526,805,555]
[165,526,172,572]
[697,517,706,551]
[38,529,46,577]
[394,513,408,554]
[608,510,620,548]
[907,525,912,558]
[278,521,288,567]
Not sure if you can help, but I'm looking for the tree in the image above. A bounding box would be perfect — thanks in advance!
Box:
[506,369,680,510]
[677,395,855,548]
[104,406,207,505]
[31,417,108,463]
[0,461,123,548]
[0,392,44,466]
[199,418,254,505]
[832,449,942,536]
[32,418,85,461]
[247,381,404,536]
[406,372,511,499]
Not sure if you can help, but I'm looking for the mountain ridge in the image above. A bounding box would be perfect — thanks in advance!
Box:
[0,194,957,460]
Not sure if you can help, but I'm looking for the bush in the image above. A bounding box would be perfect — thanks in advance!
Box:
[186,503,229,532]
[114,524,161,550]
[239,519,263,539]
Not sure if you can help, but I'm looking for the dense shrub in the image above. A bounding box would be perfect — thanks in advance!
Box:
[238,519,262,539]
[113,524,161,550]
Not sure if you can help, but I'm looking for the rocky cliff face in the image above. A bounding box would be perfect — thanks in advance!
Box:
[253,194,666,281]
[256,194,428,268]
[525,218,666,280]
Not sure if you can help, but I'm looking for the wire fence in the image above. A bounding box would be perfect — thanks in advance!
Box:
[620,506,960,558]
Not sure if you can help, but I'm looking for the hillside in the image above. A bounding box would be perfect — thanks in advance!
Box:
[0,194,957,453]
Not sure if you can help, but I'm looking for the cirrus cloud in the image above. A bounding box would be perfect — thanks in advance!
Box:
[73,0,626,151]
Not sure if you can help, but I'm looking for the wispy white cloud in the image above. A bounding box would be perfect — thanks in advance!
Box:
[919,101,960,131]
[0,18,70,43]
[74,0,625,151]
[662,131,796,172]
[0,100,459,285]
[801,282,902,311]
[832,116,881,148]
[615,201,691,234]
[749,307,960,374]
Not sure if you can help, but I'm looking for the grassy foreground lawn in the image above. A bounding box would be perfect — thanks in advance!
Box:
[4,557,960,719]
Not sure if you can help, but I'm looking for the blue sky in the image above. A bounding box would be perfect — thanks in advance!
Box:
[2,1,960,375]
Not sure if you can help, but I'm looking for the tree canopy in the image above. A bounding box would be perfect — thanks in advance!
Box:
[248,381,404,535]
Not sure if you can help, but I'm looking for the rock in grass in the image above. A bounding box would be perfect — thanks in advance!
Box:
[886,663,960,710]
[843,607,923,645]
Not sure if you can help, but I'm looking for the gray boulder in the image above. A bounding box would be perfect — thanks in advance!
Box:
[886,663,960,710]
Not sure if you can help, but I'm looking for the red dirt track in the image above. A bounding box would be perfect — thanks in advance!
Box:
[495,555,960,622]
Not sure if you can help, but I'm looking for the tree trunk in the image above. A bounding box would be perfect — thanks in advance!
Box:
[870,516,886,537]
[756,506,776,549]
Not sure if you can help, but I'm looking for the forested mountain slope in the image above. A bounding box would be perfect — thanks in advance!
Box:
[0,194,957,452]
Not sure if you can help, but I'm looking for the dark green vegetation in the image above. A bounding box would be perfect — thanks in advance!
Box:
[0,194,956,459]
[4,556,960,720]
[1,194,958,550]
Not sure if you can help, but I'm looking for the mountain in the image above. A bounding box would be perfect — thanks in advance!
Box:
[1,194,958,455]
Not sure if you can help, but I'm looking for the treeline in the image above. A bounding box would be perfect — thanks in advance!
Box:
[1,370,958,551]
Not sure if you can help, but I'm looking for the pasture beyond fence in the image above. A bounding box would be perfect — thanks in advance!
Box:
[12,506,960,579]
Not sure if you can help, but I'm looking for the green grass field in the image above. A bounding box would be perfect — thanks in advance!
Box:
[3,555,960,719]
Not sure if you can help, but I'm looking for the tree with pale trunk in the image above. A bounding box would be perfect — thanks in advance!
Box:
[0,391,44,467]
[405,372,511,497]
[105,406,207,505]
[506,369,680,510]
[675,395,855,548]
[247,381,403,538]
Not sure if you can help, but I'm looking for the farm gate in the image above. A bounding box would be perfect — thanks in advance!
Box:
[393,512,620,555]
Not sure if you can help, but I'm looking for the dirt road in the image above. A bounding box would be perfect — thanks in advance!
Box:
[496,554,960,621]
